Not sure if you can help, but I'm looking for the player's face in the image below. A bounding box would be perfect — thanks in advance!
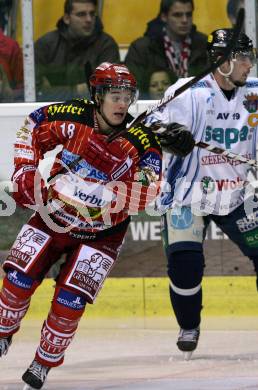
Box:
[64,2,96,37]
[229,53,254,86]
[162,1,193,38]
[101,89,132,126]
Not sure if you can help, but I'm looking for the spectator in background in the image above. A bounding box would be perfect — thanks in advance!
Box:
[148,69,171,99]
[145,68,172,99]
[34,0,120,101]
[0,28,24,101]
[0,63,13,102]
[0,0,13,32]
[125,0,208,97]
[227,0,244,26]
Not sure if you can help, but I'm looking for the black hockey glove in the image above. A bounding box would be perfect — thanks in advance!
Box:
[158,123,195,157]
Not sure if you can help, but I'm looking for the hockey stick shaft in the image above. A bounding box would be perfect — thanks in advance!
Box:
[107,8,245,143]
[47,156,82,183]
[196,141,258,168]
[47,10,245,183]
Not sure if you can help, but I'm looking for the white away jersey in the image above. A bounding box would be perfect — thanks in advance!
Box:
[148,74,258,215]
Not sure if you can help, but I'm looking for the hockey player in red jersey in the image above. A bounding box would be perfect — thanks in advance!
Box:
[0,62,194,389]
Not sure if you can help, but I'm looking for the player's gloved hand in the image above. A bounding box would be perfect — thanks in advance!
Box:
[12,165,48,208]
[158,123,195,157]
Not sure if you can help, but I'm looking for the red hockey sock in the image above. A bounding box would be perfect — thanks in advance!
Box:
[0,271,39,337]
[35,286,86,367]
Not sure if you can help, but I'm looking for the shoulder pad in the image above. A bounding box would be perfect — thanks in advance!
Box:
[122,124,161,155]
[47,99,94,125]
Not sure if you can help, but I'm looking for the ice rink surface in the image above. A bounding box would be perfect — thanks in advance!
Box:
[1,319,258,390]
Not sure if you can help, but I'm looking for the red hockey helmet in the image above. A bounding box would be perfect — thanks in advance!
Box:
[89,62,138,103]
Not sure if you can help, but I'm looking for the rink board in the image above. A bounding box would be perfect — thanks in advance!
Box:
[0,276,257,320]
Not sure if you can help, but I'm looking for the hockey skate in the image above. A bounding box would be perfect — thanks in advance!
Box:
[22,359,51,390]
[0,335,12,357]
[177,327,200,360]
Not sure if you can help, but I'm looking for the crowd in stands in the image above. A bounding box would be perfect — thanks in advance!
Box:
[0,0,246,102]
[35,0,119,101]
[125,0,208,98]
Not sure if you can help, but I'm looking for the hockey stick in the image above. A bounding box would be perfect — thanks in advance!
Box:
[47,156,82,183]
[196,141,258,168]
[47,9,245,183]
[107,8,245,143]
[47,135,258,185]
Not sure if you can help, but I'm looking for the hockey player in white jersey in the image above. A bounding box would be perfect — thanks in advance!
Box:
[148,28,258,359]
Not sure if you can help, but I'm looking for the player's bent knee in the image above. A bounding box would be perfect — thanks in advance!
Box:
[3,268,40,299]
[0,270,39,337]
[167,250,205,291]
[51,285,87,321]
[57,244,117,304]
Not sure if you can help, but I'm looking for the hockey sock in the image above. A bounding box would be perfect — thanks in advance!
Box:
[0,270,39,337]
[168,250,204,329]
[35,286,87,367]
[169,284,202,329]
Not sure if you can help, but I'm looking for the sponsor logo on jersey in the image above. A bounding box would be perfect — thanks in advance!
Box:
[170,207,193,229]
[248,114,258,127]
[16,118,32,144]
[141,152,162,174]
[73,186,107,207]
[244,93,258,127]
[191,81,209,89]
[236,211,258,233]
[127,126,151,150]
[200,176,247,194]
[246,81,258,88]
[205,125,250,149]
[243,93,258,113]
[30,107,46,123]
[57,289,86,310]
[244,229,258,247]
[66,248,114,301]
[52,207,104,229]
[7,270,33,289]
[61,149,108,180]
[111,157,132,180]
[200,176,215,194]
[12,165,35,182]
[201,153,252,167]
[48,104,85,116]
[5,225,50,273]
[127,126,161,151]
[37,348,64,362]
[14,147,34,161]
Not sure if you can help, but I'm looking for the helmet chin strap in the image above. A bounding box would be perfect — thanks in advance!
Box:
[217,60,234,77]
[218,60,238,88]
